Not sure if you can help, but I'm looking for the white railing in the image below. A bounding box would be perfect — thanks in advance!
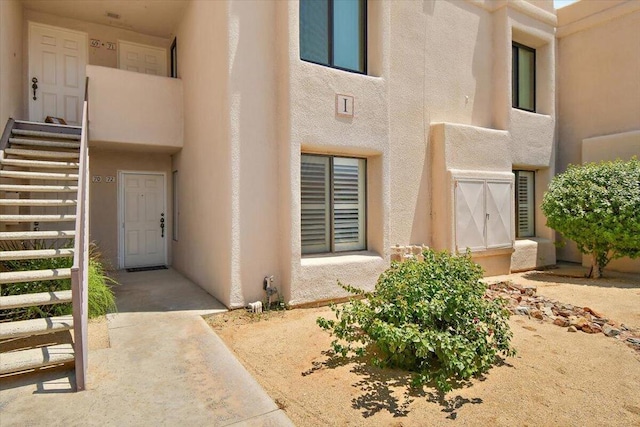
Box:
[71,78,90,391]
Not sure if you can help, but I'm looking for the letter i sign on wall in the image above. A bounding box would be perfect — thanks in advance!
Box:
[336,94,354,117]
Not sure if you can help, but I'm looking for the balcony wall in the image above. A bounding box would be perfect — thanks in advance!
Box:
[86,65,183,152]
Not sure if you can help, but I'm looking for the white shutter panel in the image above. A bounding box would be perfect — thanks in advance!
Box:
[301,155,330,254]
[333,157,366,252]
[516,171,534,237]
[486,180,513,248]
[455,180,486,251]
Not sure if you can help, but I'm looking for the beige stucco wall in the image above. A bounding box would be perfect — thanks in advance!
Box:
[228,1,283,307]
[582,131,640,164]
[86,65,183,152]
[89,149,173,269]
[426,1,556,276]
[557,1,640,267]
[281,0,391,305]
[170,0,234,307]
[0,0,24,125]
[4,0,562,308]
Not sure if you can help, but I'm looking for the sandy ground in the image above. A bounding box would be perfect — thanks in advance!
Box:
[207,272,640,427]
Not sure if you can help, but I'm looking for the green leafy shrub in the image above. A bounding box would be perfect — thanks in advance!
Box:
[317,249,515,393]
[541,157,640,278]
[0,241,117,320]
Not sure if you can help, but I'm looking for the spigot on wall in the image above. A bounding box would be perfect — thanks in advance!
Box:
[263,275,274,290]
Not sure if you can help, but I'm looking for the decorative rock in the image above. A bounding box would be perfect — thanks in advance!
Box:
[570,317,589,328]
[602,324,621,337]
[530,309,544,320]
[581,323,602,334]
[584,306,605,319]
[486,281,632,345]
[592,318,608,326]
[554,318,570,327]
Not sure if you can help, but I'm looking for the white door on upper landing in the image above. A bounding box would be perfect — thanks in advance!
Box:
[120,172,166,268]
[28,23,87,125]
[118,41,167,76]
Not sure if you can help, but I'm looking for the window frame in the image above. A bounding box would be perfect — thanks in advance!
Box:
[301,153,367,255]
[299,0,368,75]
[170,38,177,78]
[514,170,535,238]
[512,42,536,112]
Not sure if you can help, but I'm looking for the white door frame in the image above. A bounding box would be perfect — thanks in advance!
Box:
[28,22,88,123]
[117,170,168,269]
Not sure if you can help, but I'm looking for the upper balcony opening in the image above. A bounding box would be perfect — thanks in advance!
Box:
[23,0,186,78]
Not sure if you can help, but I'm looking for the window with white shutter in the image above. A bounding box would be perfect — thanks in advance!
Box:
[515,170,535,238]
[301,154,366,254]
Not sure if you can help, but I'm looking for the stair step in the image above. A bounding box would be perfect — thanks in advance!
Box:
[0,184,78,192]
[0,214,76,223]
[0,170,78,180]
[0,344,75,375]
[0,198,77,206]
[0,290,73,310]
[4,148,80,160]
[0,230,75,240]
[0,316,74,340]
[9,137,80,149]
[0,248,74,261]
[1,158,80,169]
[11,128,81,141]
[0,268,72,285]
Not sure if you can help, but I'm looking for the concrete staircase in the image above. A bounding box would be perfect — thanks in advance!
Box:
[0,120,81,376]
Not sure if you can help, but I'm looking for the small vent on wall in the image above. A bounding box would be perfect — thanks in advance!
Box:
[106,11,120,19]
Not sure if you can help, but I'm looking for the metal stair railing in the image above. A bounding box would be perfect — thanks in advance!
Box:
[71,77,90,391]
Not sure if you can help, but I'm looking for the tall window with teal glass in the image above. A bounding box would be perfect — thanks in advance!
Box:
[512,43,536,112]
[300,0,366,74]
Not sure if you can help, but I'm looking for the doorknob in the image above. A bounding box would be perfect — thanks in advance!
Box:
[31,77,38,100]
[160,213,165,238]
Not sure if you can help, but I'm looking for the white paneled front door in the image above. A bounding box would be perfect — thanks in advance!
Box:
[28,22,87,125]
[120,172,166,268]
[118,41,167,76]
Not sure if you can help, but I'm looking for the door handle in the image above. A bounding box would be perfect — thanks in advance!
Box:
[31,77,38,100]
[160,213,165,238]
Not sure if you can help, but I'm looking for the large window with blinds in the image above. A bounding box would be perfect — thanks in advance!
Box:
[301,154,366,254]
[512,43,536,112]
[515,170,535,238]
[299,0,367,74]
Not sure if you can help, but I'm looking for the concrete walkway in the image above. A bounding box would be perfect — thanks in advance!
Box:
[0,268,293,426]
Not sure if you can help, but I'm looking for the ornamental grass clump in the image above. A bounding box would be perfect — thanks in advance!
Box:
[317,249,515,393]
[0,241,117,320]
